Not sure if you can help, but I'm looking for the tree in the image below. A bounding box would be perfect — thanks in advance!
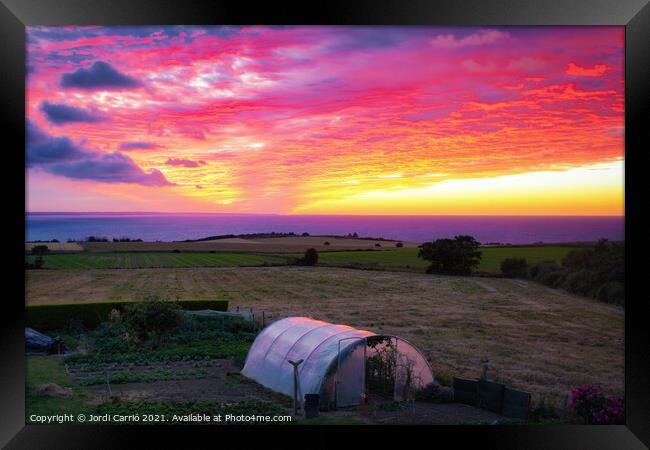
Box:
[302,248,318,266]
[418,235,482,275]
[501,257,528,278]
[123,297,182,348]
[31,245,50,256]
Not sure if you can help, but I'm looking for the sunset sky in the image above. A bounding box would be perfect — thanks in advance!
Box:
[26,26,624,215]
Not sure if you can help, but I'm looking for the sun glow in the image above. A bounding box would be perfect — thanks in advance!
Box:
[26,26,624,215]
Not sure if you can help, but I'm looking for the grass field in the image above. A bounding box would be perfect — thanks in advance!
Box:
[26,266,623,408]
[26,252,286,269]
[79,236,418,253]
[316,246,575,273]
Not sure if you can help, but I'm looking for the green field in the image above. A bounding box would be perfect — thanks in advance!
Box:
[28,246,576,272]
[317,246,576,273]
[27,252,286,270]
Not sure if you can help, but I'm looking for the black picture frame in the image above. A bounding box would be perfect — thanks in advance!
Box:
[2,0,648,447]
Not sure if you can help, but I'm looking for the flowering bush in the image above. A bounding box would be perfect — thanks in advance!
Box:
[568,384,625,424]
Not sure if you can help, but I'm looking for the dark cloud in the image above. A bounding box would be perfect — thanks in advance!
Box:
[41,101,107,125]
[27,120,91,165]
[27,121,173,186]
[165,158,206,168]
[49,153,173,186]
[119,141,162,151]
[60,61,141,90]
[324,27,430,53]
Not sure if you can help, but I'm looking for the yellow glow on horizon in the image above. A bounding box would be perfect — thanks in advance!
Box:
[292,160,624,216]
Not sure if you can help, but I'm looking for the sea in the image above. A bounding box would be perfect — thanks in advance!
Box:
[25,213,624,245]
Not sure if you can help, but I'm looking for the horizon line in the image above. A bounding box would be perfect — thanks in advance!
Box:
[26,211,625,217]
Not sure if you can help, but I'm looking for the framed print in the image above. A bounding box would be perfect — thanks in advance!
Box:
[1,0,648,447]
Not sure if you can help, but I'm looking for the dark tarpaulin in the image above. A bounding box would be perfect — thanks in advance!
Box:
[25,327,65,355]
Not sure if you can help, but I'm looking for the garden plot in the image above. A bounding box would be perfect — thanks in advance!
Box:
[71,359,292,405]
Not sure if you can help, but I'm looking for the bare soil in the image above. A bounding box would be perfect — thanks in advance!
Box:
[82,359,287,404]
[78,358,510,424]
[26,242,84,252]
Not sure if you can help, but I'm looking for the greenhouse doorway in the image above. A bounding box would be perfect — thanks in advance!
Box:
[335,337,366,407]
[335,336,431,407]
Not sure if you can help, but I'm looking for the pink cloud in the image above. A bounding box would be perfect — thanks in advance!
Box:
[431,29,509,48]
[566,62,610,77]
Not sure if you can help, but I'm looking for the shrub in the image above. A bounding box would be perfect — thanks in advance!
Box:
[568,384,624,425]
[31,245,50,256]
[123,297,183,347]
[25,256,45,270]
[302,248,318,266]
[89,322,134,355]
[562,269,597,296]
[538,269,567,289]
[414,383,454,403]
[395,242,404,248]
[528,398,560,422]
[172,249,181,253]
[562,249,593,269]
[596,281,625,306]
[528,241,625,307]
[375,243,381,247]
[302,232,310,236]
[323,241,330,246]
[529,260,559,280]
[500,257,528,278]
[435,372,454,387]
[26,300,228,331]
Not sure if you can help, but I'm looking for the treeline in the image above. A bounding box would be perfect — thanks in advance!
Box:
[184,232,300,242]
[185,231,395,242]
[501,239,624,307]
[84,236,143,242]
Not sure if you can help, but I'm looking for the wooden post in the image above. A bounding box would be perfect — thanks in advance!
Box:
[561,394,569,423]
[481,358,489,380]
[106,371,112,397]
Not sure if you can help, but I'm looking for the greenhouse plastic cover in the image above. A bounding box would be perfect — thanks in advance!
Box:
[242,317,375,398]
[241,317,434,403]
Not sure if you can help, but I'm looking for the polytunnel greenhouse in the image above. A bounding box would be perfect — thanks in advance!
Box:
[241,317,436,408]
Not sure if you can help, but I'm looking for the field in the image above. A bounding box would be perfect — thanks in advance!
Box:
[26,252,286,269]
[27,244,575,273]
[26,265,624,408]
[316,246,574,273]
[26,242,84,252]
[79,236,418,253]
